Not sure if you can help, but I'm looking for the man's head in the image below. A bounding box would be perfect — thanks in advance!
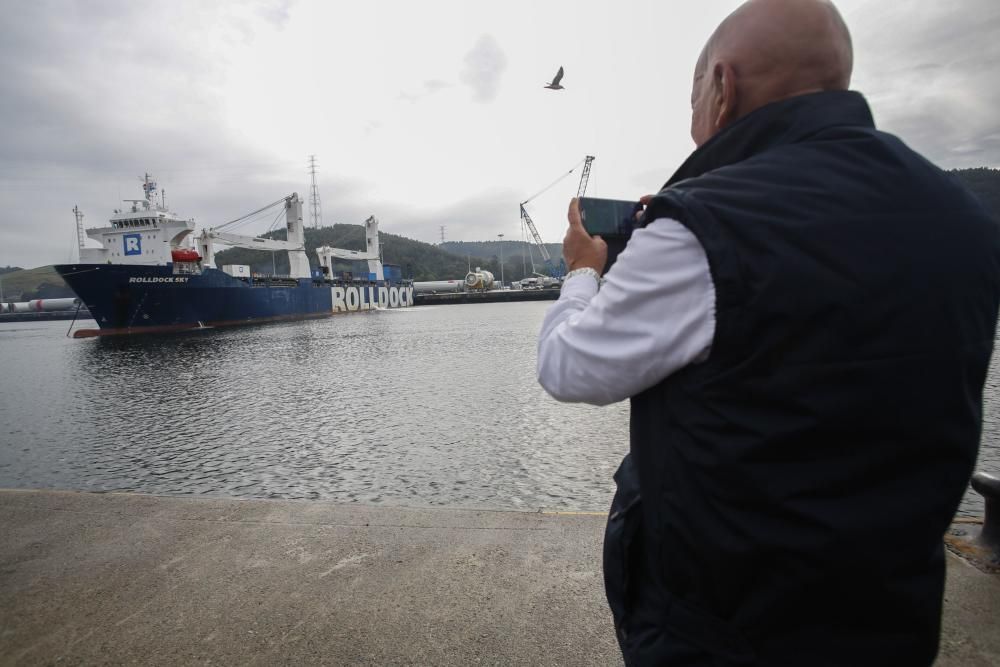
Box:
[690,0,853,146]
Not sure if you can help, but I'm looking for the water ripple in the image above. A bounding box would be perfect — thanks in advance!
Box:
[0,306,997,516]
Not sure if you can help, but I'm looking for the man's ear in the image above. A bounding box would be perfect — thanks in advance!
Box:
[713,61,738,131]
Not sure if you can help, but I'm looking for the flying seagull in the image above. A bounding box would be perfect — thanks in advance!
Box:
[544,66,565,90]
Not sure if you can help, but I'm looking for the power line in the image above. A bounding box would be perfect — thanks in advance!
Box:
[213,198,287,231]
[520,157,587,206]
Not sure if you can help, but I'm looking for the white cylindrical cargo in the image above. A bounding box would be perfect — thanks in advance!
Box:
[413,280,463,294]
[464,269,494,291]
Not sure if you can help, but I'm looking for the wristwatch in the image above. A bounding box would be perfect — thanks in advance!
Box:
[563,267,602,285]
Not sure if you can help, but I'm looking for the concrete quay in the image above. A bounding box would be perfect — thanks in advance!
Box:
[413,289,559,306]
[0,489,998,666]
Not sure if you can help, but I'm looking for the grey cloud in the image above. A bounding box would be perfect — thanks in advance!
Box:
[848,0,1000,168]
[397,79,454,104]
[424,79,452,93]
[254,0,294,28]
[459,34,508,103]
[0,1,304,268]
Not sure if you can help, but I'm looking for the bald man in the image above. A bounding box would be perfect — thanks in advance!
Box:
[537,0,1000,664]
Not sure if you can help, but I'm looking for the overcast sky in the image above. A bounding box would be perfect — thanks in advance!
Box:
[1,0,998,268]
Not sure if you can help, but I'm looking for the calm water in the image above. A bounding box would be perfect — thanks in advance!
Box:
[0,304,997,516]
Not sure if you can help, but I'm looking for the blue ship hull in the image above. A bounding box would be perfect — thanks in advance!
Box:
[54,264,414,336]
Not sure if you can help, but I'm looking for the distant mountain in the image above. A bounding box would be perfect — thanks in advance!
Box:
[440,240,564,281]
[951,168,1000,221]
[441,240,562,262]
[213,224,471,282]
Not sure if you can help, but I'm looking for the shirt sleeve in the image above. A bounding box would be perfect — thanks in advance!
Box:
[536,217,716,405]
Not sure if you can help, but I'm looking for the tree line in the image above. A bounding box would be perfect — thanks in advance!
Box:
[951,168,1000,221]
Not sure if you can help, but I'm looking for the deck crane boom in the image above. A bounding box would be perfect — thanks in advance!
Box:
[519,155,595,279]
[519,204,551,264]
[576,155,595,197]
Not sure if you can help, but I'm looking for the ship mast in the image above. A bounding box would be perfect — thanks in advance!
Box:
[141,173,157,210]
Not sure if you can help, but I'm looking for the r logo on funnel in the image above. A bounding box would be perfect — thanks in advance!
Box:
[124,234,142,256]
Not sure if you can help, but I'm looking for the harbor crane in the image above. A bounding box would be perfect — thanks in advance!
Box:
[519,155,595,279]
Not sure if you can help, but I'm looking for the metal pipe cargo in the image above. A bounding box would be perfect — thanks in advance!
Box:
[27,298,81,312]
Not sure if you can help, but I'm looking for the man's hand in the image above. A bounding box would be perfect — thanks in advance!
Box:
[563,198,608,273]
[637,194,654,221]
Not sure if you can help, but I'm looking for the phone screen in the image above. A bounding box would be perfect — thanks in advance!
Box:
[577,197,641,274]
[578,197,640,237]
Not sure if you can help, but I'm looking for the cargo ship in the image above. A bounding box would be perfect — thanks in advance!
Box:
[56,175,413,338]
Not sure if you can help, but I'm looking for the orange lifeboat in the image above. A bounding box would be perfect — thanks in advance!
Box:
[171,248,201,263]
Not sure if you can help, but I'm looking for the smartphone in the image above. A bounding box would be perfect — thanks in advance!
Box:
[578,197,641,273]
[578,197,641,237]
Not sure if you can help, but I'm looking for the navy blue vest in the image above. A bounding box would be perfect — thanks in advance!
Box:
[606,91,1000,665]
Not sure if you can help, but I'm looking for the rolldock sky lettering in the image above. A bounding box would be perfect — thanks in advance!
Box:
[128,277,191,284]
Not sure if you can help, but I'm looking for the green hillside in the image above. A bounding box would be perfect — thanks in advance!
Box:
[441,240,563,263]
[213,229,567,283]
[440,240,564,281]
[0,265,74,301]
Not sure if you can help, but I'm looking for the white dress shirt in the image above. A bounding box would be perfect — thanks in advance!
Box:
[537,217,717,406]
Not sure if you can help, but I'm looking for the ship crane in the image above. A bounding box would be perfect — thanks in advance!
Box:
[314,215,385,281]
[198,194,312,279]
[519,155,595,279]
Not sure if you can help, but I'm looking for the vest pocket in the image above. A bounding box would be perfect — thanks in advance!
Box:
[604,456,757,665]
[603,454,642,639]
